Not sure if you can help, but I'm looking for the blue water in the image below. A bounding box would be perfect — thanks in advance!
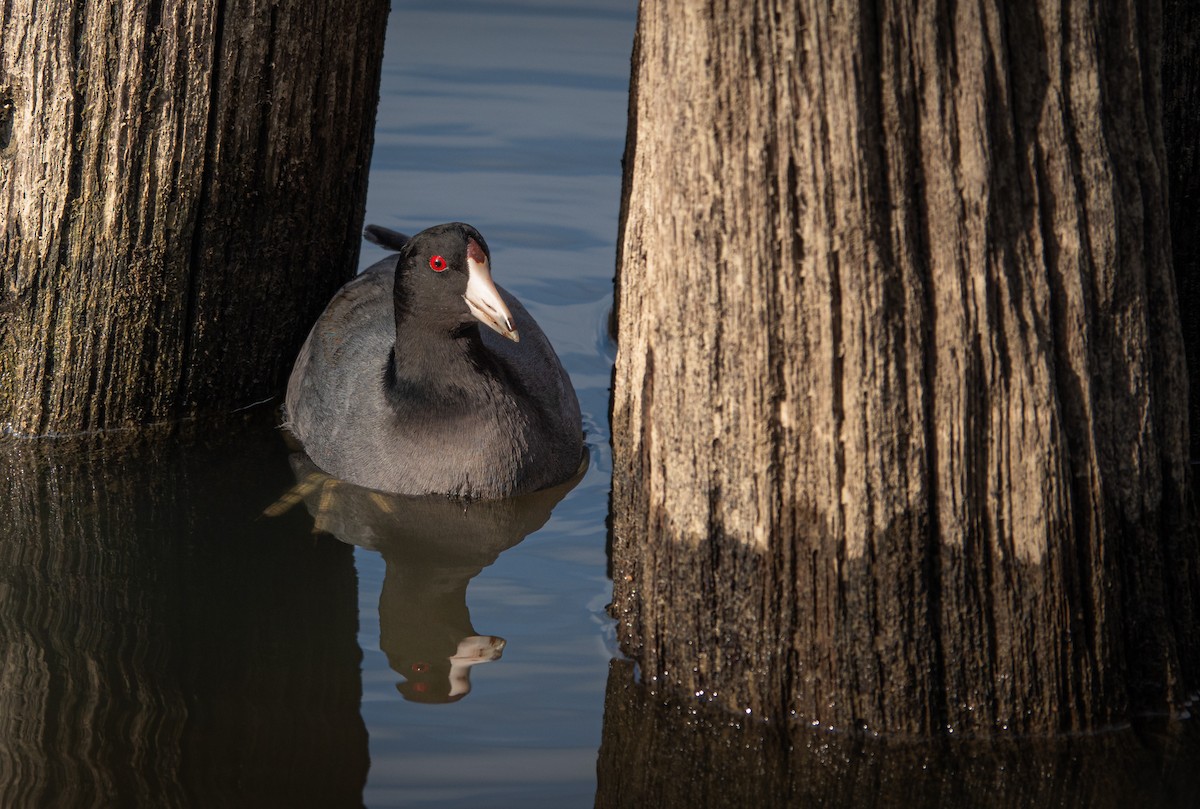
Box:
[353,3,633,805]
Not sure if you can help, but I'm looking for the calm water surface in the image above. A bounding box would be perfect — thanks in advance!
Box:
[353,1,633,805]
[5,2,1200,808]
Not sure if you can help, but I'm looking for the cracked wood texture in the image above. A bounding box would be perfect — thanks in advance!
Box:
[0,0,387,434]
[610,0,1200,735]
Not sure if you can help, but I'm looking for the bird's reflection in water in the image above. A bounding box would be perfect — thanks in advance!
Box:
[270,452,585,703]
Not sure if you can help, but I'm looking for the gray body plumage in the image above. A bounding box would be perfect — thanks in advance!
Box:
[285,251,583,499]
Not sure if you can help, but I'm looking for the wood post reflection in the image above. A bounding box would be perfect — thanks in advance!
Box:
[0,421,367,807]
[596,659,1200,808]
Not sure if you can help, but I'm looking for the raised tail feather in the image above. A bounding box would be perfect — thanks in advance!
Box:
[363,224,410,251]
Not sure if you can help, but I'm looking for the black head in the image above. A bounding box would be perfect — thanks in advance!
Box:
[392,223,518,342]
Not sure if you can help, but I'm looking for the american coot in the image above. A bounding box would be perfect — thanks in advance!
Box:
[285,222,584,499]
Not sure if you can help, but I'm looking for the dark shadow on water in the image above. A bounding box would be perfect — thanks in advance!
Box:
[596,659,1200,808]
[0,414,367,809]
[279,452,584,704]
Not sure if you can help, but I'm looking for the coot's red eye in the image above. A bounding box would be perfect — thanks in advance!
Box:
[429,255,447,272]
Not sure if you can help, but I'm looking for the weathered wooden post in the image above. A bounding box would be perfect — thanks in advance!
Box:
[610,0,1199,735]
[0,0,388,434]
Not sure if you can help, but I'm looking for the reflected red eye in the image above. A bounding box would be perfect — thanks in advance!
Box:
[429,255,447,272]
[412,662,429,673]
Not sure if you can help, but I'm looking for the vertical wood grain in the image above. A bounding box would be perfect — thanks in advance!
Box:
[610,0,1197,735]
[0,0,388,433]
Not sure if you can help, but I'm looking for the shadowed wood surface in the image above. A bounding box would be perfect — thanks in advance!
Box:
[0,0,387,434]
[1164,0,1200,458]
[595,659,1200,809]
[610,0,1198,735]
